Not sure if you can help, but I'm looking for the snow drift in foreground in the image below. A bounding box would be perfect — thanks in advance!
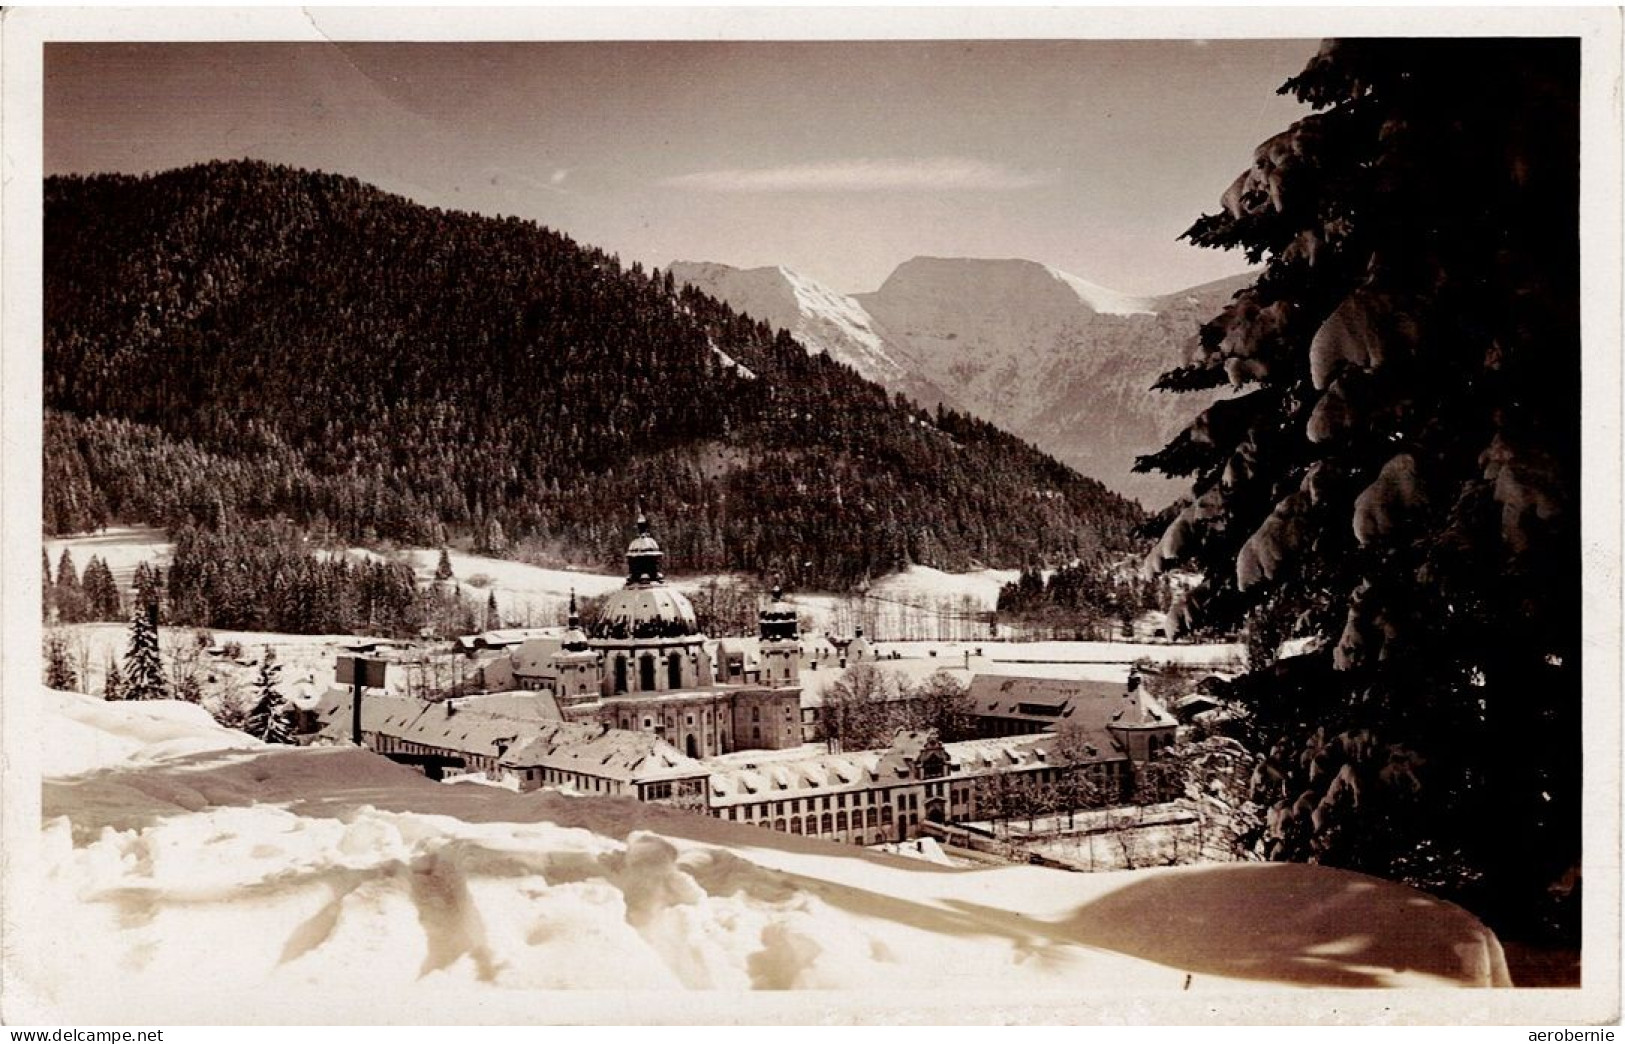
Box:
[17,692,1509,1023]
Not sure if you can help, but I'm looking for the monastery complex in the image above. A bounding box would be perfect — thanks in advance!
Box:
[305,511,1182,845]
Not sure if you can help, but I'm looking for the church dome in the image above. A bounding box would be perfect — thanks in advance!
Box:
[591,503,698,638]
[593,585,699,639]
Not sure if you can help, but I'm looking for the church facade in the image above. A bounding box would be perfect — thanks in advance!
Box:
[534,509,804,759]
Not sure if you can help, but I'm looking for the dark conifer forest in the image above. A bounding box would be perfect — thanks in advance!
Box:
[44,160,1144,588]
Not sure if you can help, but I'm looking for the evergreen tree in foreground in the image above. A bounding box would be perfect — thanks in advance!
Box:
[1139,39,1579,938]
[434,548,454,582]
[123,604,168,701]
[102,655,125,702]
[44,632,78,691]
[244,647,293,744]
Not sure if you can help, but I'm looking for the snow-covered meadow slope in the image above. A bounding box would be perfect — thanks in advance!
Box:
[44,527,1026,636]
[12,690,1509,1022]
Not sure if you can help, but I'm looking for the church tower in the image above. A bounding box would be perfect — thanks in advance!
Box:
[549,589,601,705]
[757,581,801,688]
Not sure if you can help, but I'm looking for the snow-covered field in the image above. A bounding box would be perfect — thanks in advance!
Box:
[43,525,173,589]
[45,528,1020,634]
[358,546,625,625]
[345,549,1024,636]
[864,564,1020,607]
[46,623,367,704]
[45,530,1246,670]
[11,689,1510,1022]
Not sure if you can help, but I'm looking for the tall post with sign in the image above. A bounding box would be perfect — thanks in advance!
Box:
[352,665,363,746]
[336,656,388,746]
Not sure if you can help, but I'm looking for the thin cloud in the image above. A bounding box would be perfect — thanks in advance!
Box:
[487,165,571,196]
[659,158,1053,193]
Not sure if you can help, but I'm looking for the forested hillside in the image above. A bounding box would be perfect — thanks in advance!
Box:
[44,161,1143,589]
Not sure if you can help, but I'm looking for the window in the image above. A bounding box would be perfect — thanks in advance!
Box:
[836,811,847,832]
[614,657,628,694]
[642,717,652,729]
[838,793,846,809]
[752,707,760,723]
[686,714,694,726]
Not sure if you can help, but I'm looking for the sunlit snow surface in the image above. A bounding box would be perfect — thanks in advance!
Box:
[17,690,1509,1022]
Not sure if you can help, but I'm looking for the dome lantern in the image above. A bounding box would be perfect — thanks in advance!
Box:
[625,500,664,584]
[758,575,799,643]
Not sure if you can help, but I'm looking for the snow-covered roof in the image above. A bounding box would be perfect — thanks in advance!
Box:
[714,637,757,658]
[456,628,557,652]
[505,727,708,784]
[452,691,565,721]
[705,729,1115,806]
[312,689,532,761]
[511,637,566,675]
[309,688,703,784]
[966,674,1176,733]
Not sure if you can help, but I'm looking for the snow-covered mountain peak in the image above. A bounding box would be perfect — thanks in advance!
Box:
[668,259,949,406]
[869,256,1157,318]
[673,254,1252,507]
[1044,264,1159,317]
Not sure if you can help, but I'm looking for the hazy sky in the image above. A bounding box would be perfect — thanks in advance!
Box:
[46,40,1313,296]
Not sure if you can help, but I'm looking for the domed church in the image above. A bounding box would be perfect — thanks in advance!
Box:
[541,508,804,758]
